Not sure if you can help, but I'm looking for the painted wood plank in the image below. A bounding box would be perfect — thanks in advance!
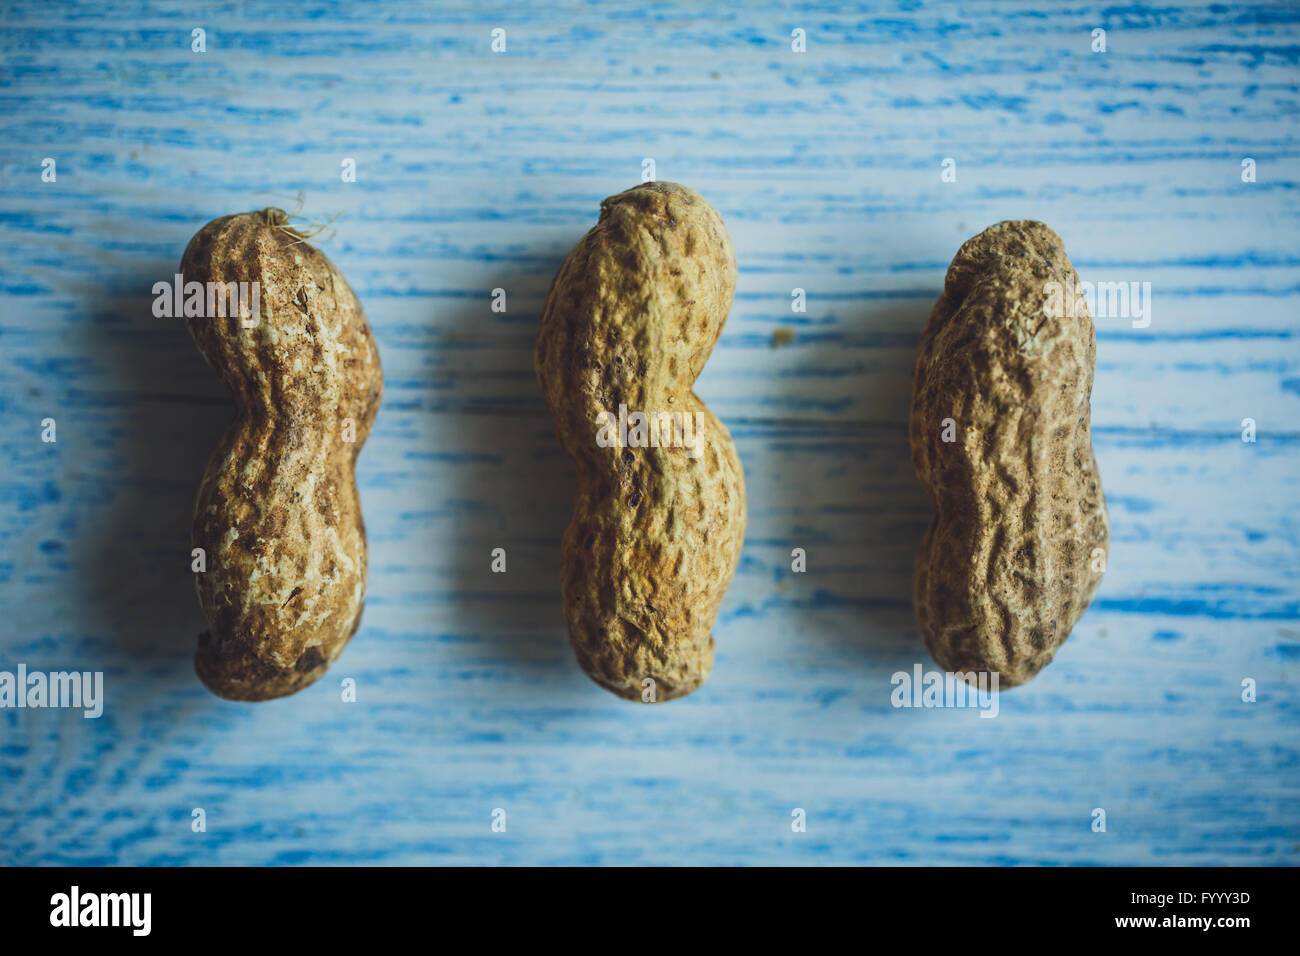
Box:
[1,0,1297,865]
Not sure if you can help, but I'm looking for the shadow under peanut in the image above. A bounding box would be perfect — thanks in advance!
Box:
[434,268,583,689]
[82,265,229,694]
[759,299,935,676]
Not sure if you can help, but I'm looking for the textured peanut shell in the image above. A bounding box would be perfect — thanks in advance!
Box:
[181,210,382,700]
[535,182,746,702]
[910,220,1109,687]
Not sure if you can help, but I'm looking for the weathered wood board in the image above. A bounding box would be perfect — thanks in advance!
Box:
[0,1,1296,864]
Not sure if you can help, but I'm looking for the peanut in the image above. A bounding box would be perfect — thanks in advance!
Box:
[909,220,1109,687]
[180,209,382,700]
[535,182,746,702]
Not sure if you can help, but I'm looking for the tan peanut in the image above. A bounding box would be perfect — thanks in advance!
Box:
[910,220,1109,687]
[535,182,746,702]
[180,209,382,700]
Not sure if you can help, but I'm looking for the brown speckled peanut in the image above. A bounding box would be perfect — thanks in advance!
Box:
[910,220,1109,687]
[535,182,746,702]
[181,209,382,701]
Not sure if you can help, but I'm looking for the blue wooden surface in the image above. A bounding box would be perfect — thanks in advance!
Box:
[1,1,1298,865]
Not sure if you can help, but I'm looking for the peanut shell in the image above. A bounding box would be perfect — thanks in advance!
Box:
[536,182,746,702]
[181,209,382,700]
[910,220,1109,687]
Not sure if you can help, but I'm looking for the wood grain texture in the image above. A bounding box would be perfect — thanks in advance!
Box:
[1,0,1297,865]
